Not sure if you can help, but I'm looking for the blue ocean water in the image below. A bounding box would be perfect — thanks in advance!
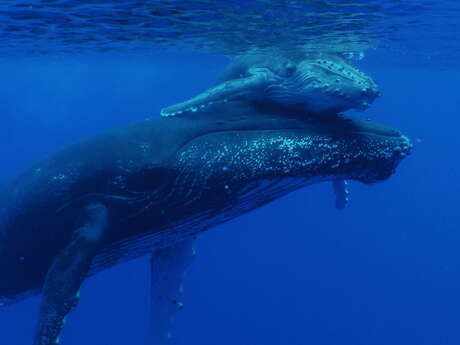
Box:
[0,1,459,344]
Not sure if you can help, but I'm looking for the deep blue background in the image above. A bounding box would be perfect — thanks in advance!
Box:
[0,52,459,345]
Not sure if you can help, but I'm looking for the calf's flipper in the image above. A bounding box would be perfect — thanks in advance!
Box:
[34,203,109,345]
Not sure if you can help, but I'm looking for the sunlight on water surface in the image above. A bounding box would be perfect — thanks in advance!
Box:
[0,0,459,66]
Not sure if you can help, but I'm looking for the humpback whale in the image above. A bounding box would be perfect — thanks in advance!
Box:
[161,53,379,117]
[0,101,411,344]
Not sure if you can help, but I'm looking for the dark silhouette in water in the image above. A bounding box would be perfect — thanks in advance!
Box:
[0,101,411,344]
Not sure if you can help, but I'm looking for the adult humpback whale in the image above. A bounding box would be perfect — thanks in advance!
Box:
[0,101,411,344]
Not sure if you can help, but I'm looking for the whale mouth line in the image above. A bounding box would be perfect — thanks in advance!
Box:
[198,103,403,140]
[196,126,402,141]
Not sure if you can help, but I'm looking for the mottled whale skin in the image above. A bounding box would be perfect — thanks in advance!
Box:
[0,101,411,344]
[161,53,379,117]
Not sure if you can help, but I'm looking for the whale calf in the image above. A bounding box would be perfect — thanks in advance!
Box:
[0,101,411,344]
[161,53,379,117]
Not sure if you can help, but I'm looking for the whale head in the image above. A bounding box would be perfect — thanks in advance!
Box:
[260,54,380,114]
[171,101,410,208]
[161,54,380,118]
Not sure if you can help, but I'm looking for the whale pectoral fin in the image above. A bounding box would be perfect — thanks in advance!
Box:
[150,237,196,344]
[160,72,266,117]
[34,203,109,345]
[332,180,350,210]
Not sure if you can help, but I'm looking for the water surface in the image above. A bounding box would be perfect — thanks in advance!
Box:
[1,0,459,67]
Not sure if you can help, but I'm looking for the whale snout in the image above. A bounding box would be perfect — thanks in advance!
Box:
[287,57,380,114]
[174,103,412,188]
[354,85,380,110]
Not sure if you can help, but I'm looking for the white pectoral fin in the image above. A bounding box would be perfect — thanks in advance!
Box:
[150,237,197,344]
[332,180,350,210]
[160,73,266,117]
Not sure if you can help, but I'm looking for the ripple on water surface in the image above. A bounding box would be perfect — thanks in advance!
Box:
[0,0,459,65]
